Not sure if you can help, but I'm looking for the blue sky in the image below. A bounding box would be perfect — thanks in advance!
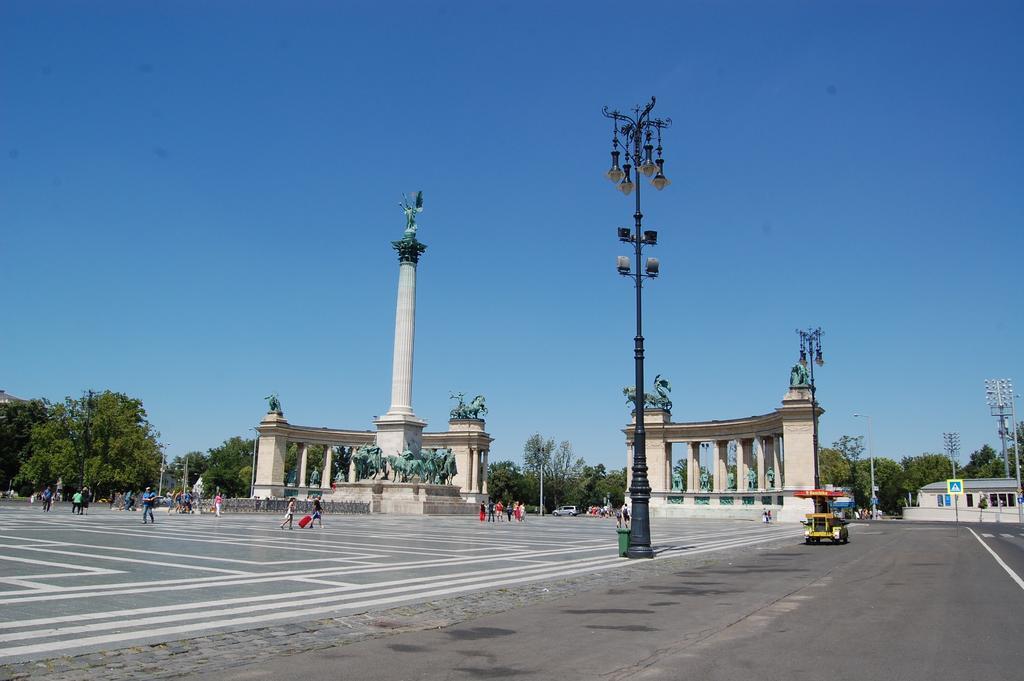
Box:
[2,1,1022,471]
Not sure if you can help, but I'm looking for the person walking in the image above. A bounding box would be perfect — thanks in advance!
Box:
[71,489,82,515]
[620,503,630,529]
[495,500,504,521]
[506,501,514,522]
[41,486,52,512]
[214,492,223,517]
[487,499,496,522]
[479,502,486,522]
[141,486,156,524]
[81,487,91,515]
[310,496,324,528]
[280,498,297,529]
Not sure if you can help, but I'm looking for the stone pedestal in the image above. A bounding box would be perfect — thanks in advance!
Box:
[253,412,288,498]
[374,413,427,458]
[327,481,477,515]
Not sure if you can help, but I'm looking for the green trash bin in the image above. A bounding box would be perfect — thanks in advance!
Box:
[617,528,631,557]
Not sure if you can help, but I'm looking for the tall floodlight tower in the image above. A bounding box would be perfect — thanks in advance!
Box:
[943,432,960,477]
[985,378,1021,523]
[375,192,428,457]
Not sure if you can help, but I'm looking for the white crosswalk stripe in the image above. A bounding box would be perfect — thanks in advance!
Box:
[0,507,799,662]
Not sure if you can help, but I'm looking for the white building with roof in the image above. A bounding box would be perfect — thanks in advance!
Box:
[903,478,1022,522]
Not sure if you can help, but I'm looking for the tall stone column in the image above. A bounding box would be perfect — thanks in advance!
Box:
[322,447,333,489]
[756,436,766,490]
[298,444,309,487]
[738,439,750,492]
[480,450,489,495]
[469,447,479,493]
[714,440,728,492]
[764,437,776,489]
[775,435,784,487]
[688,442,700,493]
[375,227,428,457]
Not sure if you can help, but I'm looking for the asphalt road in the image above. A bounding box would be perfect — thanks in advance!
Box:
[202,521,1024,681]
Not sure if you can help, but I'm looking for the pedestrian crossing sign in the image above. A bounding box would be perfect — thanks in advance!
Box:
[947,479,964,494]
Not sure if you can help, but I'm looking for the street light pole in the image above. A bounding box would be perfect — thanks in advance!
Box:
[854,414,875,518]
[797,329,825,489]
[604,97,672,559]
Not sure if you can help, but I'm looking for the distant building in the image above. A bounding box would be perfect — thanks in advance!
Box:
[0,390,27,405]
[903,478,1021,522]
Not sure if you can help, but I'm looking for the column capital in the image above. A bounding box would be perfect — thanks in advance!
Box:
[392,236,427,263]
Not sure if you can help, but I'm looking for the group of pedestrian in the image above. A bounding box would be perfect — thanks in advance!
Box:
[762,508,773,524]
[279,496,325,530]
[480,500,528,522]
[71,487,92,515]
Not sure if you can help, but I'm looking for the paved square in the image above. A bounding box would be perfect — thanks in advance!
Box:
[0,505,798,663]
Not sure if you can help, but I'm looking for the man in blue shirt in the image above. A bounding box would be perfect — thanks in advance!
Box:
[141,486,157,524]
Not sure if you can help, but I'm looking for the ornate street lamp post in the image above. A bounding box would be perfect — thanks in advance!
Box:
[797,329,824,489]
[603,97,672,559]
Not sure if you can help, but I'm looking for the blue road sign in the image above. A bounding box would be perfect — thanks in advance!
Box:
[871,496,879,505]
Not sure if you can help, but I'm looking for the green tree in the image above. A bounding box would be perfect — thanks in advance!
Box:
[0,398,50,494]
[487,460,526,504]
[868,457,904,514]
[523,433,555,511]
[596,467,627,507]
[20,391,161,498]
[167,451,208,492]
[818,447,851,488]
[204,436,255,497]
[832,435,864,501]
[544,440,585,509]
[900,453,954,502]
[963,444,1010,479]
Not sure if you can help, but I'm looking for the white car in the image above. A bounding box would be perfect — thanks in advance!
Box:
[552,506,578,516]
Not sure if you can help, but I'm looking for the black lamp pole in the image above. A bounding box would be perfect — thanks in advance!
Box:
[604,97,672,559]
[797,329,824,489]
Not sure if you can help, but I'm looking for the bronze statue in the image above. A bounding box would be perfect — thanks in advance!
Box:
[400,191,424,237]
[265,393,283,414]
[699,466,712,492]
[623,375,672,412]
[789,363,810,387]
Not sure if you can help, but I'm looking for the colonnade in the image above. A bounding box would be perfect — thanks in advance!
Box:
[669,435,784,493]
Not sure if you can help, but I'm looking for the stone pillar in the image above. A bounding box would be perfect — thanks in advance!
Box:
[737,439,750,492]
[375,237,427,458]
[253,413,288,497]
[779,386,817,489]
[714,440,728,492]
[298,444,309,487]
[388,260,417,417]
[755,436,766,490]
[322,447,333,489]
[688,442,700,493]
[470,447,479,493]
[480,450,489,495]
[775,435,784,487]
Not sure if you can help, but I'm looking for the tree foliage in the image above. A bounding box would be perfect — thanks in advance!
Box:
[19,391,161,497]
[0,399,50,494]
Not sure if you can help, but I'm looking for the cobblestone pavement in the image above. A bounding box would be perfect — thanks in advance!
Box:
[0,504,799,679]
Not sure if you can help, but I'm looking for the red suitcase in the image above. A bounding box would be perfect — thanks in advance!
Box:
[298,514,313,528]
